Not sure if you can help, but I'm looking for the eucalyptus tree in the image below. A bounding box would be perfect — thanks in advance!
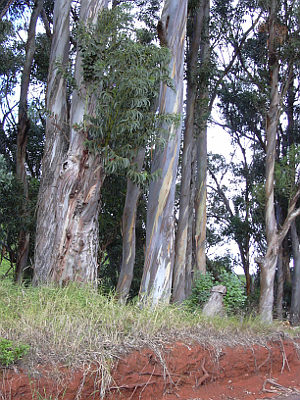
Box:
[173,0,262,302]
[139,0,187,305]
[173,0,209,304]
[34,4,173,284]
[255,0,300,323]
[216,0,300,322]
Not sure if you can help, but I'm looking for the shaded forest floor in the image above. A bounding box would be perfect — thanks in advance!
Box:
[2,337,300,400]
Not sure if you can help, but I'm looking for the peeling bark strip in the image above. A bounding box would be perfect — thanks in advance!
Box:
[140,0,187,305]
[173,0,207,304]
[34,0,108,284]
[34,0,72,283]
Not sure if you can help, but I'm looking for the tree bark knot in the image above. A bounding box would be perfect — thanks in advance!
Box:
[157,15,170,47]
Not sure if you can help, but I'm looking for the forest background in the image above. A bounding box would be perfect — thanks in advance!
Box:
[1,0,300,326]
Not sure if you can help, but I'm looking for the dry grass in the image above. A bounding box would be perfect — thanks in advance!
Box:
[0,279,300,396]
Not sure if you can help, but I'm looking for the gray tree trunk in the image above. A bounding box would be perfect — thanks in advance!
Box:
[194,0,210,276]
[139,0,187,305]
[257,0,280,324]
[290,221,300,325]
[34,0,108,284]
[185,142,196,298]
[34,0,72,283]
[15,0,44,282]
[276,246,284,320]
[173,0,207,304]
[116,149,145,302]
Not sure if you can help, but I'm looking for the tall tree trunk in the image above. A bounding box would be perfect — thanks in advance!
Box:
[276,245,284,320]
[290,220,300,325]
[173,0,206,304]
[15,0,44,283]
[185,141,196,298]
[275,205,288,320]
[194,0,210,276]
[257,0,280,323]
[34,0,108,284]
[116,149,145,302]
[34,0,72,283]
[139,0,187,305]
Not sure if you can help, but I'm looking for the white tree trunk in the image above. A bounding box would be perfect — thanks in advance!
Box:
[140,0,187,305]
[258,0,280,323]
[173,0,207,304]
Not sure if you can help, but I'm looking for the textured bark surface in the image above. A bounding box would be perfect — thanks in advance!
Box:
[34,0,108,284]
[116,150,145,301]
[34,0,72,283]
[173,0,206,304]
[15,0,44,282]
[140,0,187,305]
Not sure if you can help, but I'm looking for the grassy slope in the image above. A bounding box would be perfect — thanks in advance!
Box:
[0,274,299,394]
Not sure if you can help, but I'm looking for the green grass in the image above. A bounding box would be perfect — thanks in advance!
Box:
[0,279,298,395]
[0,257,14,280]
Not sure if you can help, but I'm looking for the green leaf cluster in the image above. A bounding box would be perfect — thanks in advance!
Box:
[77,5,178,180]
[184,271,215,310]
[219,271,247,314]
[0,338,29,367]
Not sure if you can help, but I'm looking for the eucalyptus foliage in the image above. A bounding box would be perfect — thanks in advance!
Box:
[77,5,178,184]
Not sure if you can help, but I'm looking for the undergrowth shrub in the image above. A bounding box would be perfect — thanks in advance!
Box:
[184,272,215,311]
[185,270,247,315]
[0,337,29,366]
[219,271,247,314]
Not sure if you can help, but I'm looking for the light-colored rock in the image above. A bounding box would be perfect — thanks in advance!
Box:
[202,285,227,317]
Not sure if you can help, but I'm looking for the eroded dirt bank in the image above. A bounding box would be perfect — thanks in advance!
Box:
[1,339,300,400]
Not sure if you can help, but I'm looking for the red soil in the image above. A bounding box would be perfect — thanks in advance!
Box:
[1,339,300,400]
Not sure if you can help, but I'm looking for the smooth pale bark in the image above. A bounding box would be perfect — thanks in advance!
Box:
[116,149,145,302]
[34,0,108,284]
[290,221,300,325]
[173,0,206,304]
[257,0,280,323]
[139,0,187,305]
[194,0,210,277]
[34,0,72,283]
[195,125,207,274]
[275,204,289,320]
[15,0,44,283]
[276,246,284,320]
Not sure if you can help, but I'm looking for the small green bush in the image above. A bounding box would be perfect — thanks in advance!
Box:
[219,271,247,314]
[185,271,247,315]
[184,272,215,310]
[0,338,29,366]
